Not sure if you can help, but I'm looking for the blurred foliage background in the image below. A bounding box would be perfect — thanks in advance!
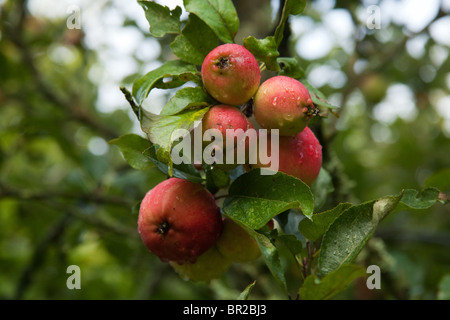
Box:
[0,0,449,300]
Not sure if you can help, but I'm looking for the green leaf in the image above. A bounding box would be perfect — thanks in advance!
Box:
[229,218,288,294]
[299,264,366,300]
[274,0,306,46]
[277,57,305,79]
[110,133,203,182]
[311,167,334,210]
[184,0,239,44]
[138,1,182,37]
[223,169,314,229]
[318,187,446,276]
[160,86,213,116]
[243,36,280,71]
[276,234,303,256]
[253,231,287,293]
[143,107,209,154]
[237,281,256,300]
[132,60,199,106]
[318,194,402,275]
[204,165,230,193]
[298,202,352,242]
[146,145,204,183]
[301,79,340,110]
[243,0,306,71]
[170,14,218,65]
[396,187,443,211]
[109,134,155,170]
[141,107,209,176]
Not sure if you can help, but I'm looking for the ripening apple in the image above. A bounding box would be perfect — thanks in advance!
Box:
[253,75,315,136]
[201,44,261,106]
[249,127,322,186]
[137,178,223,264]
[202,104,254,170]
[215,217,261,263]
[170,245,232,282]
[360,73,389,103]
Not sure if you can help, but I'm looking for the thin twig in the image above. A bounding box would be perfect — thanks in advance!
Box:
[0,186,134,208]
[120,86,140,119]
[43,199,139,238]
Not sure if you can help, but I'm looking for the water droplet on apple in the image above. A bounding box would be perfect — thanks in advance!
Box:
[272,97,278,106]
[297,151,304,164]
[286,87,294,95]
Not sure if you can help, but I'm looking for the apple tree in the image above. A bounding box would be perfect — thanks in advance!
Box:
[113,0,449,300]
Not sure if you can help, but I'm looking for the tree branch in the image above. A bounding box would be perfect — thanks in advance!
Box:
[13,214,71,299]
[340,5,448,108]
[2,0,120,141]
[0,186,134,208]
[0,185,138,238]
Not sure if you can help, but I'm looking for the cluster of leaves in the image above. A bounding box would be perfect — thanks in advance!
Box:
[113,0,449,299]
[120,0,337,175]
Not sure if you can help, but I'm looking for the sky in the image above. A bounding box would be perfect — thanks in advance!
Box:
[21,0,450,138]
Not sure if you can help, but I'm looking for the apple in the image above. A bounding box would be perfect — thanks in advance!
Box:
[360,74,389,103]
[201,44,261,106]
[253,75,315,136]
[170,245,232,282]
[250,127,322,186]
[216,217,261,263]
[138,178,223,264]
[202,104,254,170]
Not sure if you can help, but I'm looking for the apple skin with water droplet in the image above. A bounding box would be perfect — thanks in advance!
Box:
[202,104,254,170]
[201,44,261,106]
[253,75,314,136]
[137,178,223,264]
[249,127,322,186]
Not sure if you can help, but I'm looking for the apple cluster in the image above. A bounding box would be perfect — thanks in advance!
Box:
[137,44,323,282]
[201,43,322,185]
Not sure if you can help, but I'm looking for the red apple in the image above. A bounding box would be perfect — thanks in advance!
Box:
[138,178,223,264]
[202,104,254,170]
[251,127,322,186]
[201,44,261,106]
[253,75,315,136]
